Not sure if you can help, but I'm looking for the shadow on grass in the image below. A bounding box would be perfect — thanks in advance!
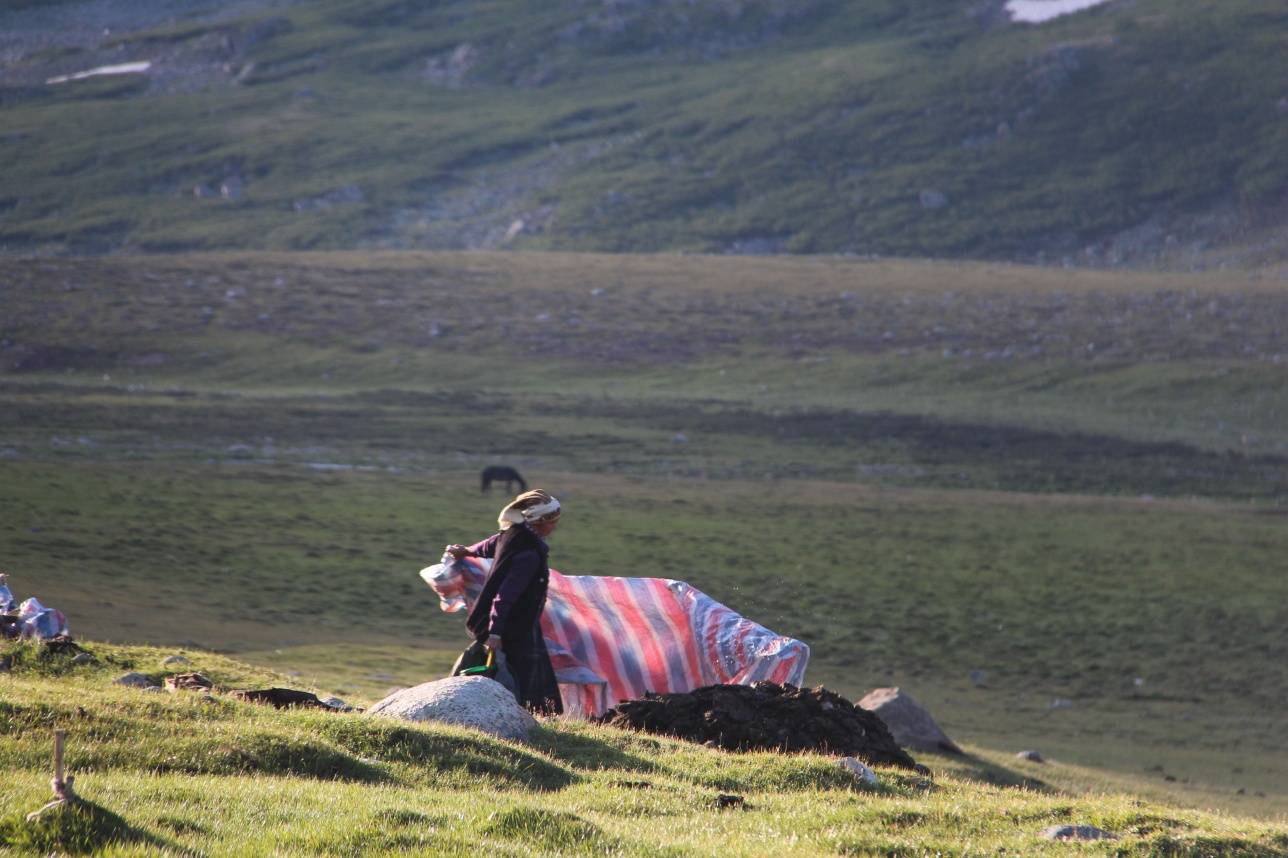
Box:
[483,807,619,857]
[0,799,184,856]
[932,750,1051,792]
[525,726,661,775]
[318,719,576,791]
[186,734,390,783]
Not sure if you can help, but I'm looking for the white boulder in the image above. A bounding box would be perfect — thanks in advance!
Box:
[367,676,537,742]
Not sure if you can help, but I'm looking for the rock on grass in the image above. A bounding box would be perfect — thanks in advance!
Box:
[367,676,537,742]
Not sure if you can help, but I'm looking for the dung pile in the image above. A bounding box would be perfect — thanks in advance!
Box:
[596,682,918,769]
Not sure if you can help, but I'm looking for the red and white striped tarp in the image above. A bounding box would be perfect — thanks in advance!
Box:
[422,558,810,718]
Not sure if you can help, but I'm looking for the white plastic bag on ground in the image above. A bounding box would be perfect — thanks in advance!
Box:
[18,597,68,639]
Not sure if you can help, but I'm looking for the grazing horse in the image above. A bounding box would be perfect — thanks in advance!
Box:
[480,465,527,494]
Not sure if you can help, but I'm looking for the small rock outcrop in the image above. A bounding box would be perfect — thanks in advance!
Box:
[919,189,949,210]
[321,696,353,711]
[856,687,961,754]
[230,687,334,709]
[165,673,213,692]
[1016,749,1044,763]
[1039,824,1116,841]
[596,682,918,769]
[113,672,156,689]
[367,676,537,742]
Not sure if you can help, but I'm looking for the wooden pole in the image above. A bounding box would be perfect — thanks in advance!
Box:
[25,730,75,821]
[54,730,65,789]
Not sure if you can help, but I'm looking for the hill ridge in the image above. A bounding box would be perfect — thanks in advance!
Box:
[3,0,1288,268]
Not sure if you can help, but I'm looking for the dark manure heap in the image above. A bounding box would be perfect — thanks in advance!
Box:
[596,682,918,769]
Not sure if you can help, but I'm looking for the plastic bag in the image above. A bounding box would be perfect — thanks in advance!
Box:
[420,553,468,613]
[18,597,68,640]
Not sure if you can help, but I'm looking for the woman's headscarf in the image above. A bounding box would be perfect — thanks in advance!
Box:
[498,488,561,530]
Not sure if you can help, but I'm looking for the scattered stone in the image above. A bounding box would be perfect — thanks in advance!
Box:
[1016,750,1044,763]
[165,672,213,692]
[597,682,918,768]
[919,189,948,210]
[1039,824,1116,841]
[220,176,245,200]
[968,669,988,687]
[70,652,95,666]
[368,676,537,742]
[161,655,190,666]
[423,42,477,87]
[837,756,879,785]
[321,696,353,711]
[1049,697,1073,709]
[114,672,156,688]
[712,794,746,810]
[292,184,364,213]
[856,687,961,754]
[230,687,333,710]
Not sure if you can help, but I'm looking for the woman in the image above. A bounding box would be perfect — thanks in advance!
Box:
[445,489,564,715]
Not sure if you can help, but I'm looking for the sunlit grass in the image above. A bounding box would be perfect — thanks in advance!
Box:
[3,647,1286,855]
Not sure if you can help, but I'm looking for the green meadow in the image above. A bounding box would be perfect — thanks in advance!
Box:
[2,251,1287,853]
[3,642,1288,856]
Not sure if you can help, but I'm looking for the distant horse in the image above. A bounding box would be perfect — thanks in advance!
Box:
[480,465,527,494]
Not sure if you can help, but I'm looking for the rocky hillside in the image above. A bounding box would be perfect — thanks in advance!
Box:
[2,0,1287,267]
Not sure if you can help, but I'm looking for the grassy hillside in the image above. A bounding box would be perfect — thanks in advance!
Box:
[3,642,1287,856]
[2,0,1288,263]
[3,251,1287,824]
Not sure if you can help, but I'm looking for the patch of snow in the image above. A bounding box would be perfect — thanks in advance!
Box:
[47,61,151,84]
[1007,0,1113,24]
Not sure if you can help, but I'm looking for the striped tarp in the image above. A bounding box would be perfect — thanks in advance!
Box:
[421,558,810,717]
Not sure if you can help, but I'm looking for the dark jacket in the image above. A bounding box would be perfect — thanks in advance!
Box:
[466,524,549,644]
[464,524,562,715]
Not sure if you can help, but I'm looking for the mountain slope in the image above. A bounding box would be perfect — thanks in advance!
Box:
[2,0,1288,265]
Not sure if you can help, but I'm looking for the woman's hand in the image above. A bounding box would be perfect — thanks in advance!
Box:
[484,634,502,652]
[444,544,471,561]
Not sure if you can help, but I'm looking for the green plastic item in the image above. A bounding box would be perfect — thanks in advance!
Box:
[461,650,495,676]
